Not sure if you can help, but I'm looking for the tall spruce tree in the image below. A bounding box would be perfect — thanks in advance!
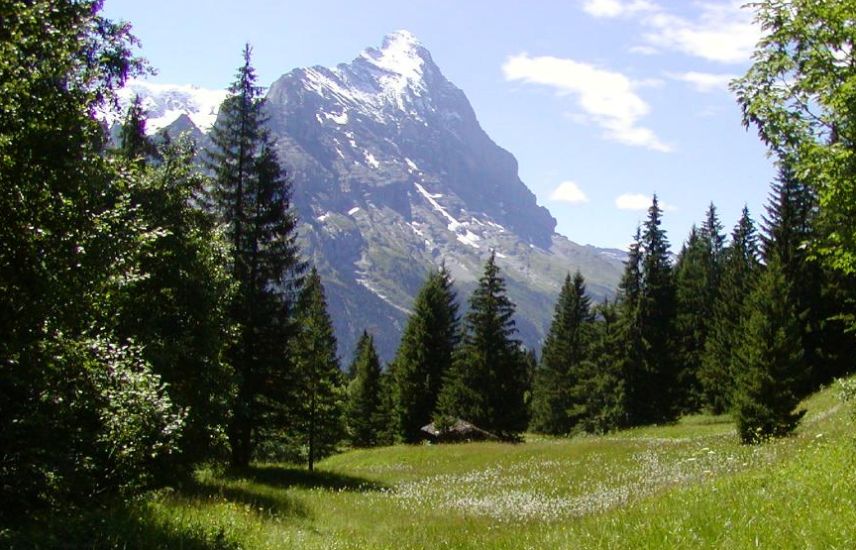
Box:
[436,252,529,438]
[700,207,760,413]
[529,272,594,435]
[392,266,459,442]
[616,228,645,425]
[673,206,724,414]
[673,226,710,412]
[289,268,346,470]
[628,196,678,424]
[347,331,386,447]
[762,165,829,393]
[572,299,627,433]
[206,45,303,467]
[733,255,806,443]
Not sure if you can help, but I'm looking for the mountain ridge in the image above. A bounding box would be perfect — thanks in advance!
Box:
[122,31,626,361]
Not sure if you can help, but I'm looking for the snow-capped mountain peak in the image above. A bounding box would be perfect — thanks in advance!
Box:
[360,29,427,81]
[114,79,226,134]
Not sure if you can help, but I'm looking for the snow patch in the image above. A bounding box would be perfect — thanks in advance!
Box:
[316,212,331,222]
[357,278,412,315]
[113,79,226,133]
[414,182,461,230]
[348,207,361,215]
[405,157,420,172]
[412,183,481,249]
[364,151,380,168]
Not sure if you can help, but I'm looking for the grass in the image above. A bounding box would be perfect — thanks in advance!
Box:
[10,380,856,549]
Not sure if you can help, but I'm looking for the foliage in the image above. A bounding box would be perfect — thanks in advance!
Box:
[288,269,347,470]
[733,0,856,293]
[0,0,188,521]
[115,137,236,465]
[206,45,304,467]
[529,272,594,435]
[436,252,529,438]
[733,256,806,443]
[622,197,678,424]
[347,331,387,447]
[391,266,459,443]
[700,207,761,413]
[672,204,725,412]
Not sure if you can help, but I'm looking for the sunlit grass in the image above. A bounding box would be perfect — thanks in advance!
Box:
[14,378,854,549]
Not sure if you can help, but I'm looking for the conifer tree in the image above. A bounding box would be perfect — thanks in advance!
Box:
[700,207,760,413]
[289,268,346,470]
[626,196,678,424]
[530,272,594,435]
[571,299,627,433]
[436,252,528,438]
[392,266,459,442]
[117,95,158,166]
[675,226,718,412]
[733,255,806,443]
[347,331,386,447]
[206,45,303,467]
[762,165,827,393]
[616,228,644,424]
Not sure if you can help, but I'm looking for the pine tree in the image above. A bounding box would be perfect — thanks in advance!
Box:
[392,265,459,443]
[625,196,678,424]
[117,95,158,166]
[206,45,303,467]
[571,299,627,433]
[436,252,529,438]
[700,207,760,413]
[529,272,594,435]
[289,268,346,470]
[616,228,645,425]
[733,255,806,443]
[763,163,853,395]
[347,331,386,447]
[673,225,713,412]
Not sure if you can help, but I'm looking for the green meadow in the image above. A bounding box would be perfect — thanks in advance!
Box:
[17,377,852,549]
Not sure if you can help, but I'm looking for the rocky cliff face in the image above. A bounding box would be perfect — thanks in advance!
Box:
[135,31,626,362]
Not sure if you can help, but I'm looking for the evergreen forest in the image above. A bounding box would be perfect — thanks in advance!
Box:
[3,1,856,547]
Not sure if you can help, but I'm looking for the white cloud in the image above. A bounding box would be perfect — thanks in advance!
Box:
[582,0,658,18]
[503,54,672,152]
[669,71,737,93]
[615,193,676,211]
[629,45,660,56]
[581,0,761,64]
[550,181,589,204]
[642,2,760,64]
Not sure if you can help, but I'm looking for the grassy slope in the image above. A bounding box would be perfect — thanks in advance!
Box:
[26,381,856,549]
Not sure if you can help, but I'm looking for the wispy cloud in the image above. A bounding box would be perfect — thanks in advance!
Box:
[582,0,658,18]
[503,54,672,152]
[550,181,589,204]
[615,193,676,211]
[644,2,759,64]
[669,71,737,93]
[581,0,761,64]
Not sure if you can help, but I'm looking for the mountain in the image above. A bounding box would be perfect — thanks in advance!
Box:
[127,31,626,362]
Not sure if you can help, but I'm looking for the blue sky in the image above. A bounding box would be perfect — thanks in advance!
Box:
[103,0,776,250]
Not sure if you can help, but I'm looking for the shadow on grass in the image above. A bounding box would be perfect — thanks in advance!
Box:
[2,500,243,550]
[225,464,388,493]
[179,475,311,519]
